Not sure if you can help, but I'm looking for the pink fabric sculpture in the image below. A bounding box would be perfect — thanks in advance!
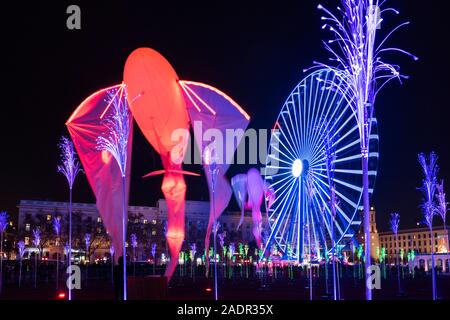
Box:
[66,84,133,262]
[123,48,190,281]
[231,168,275,248]
[180,81,250,272]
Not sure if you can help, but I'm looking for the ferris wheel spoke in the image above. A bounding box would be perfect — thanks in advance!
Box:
[270,142,296,163]
[272,130,299,161]
[269,178,297,217]
[277,122,300,160]
[309,78,349,151]
[281,108,302,155]
[290,92,305,152]
[266,179,298,247]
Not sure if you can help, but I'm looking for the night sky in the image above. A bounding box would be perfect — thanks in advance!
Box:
[1,1,448,232]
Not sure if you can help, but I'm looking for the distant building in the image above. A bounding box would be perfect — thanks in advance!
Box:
[356,207,380,261]
[379,226,449,265]
[356,207,449,271]
[16,199,261,262]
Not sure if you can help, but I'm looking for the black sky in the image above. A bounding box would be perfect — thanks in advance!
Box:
[1,0,448,232]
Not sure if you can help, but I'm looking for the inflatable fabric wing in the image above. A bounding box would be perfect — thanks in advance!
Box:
[180,80,250,267]
[66,84,133,261]
[231,168,276,248]
[123,48,190,281]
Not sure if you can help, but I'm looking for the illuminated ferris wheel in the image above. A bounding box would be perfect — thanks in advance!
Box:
[263,69,379,262]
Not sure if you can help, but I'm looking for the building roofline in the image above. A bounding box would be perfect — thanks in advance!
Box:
[379,225,450,235]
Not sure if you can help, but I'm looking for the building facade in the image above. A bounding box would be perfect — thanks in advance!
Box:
[379,226,449,264]
[356,207,380,261]
[17,199,263,262]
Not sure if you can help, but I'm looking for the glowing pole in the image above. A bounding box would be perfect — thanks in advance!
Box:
[130,234,137,276]
[314,1,417,300]
[151,243,156,275]
[0,211,8,294]
[17,241,25,287]
[85,233,90,287]
[390,212,401,295]
[96,85,131,300]
[32,229,41,288]
[418,152,438,300]
[436,180,449,277]
[53,217,61,290]
[205,145,219,300]
[110,245,114,284]
[57,136,81,300]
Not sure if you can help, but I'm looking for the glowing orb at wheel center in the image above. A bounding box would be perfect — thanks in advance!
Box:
[292,159,303,178]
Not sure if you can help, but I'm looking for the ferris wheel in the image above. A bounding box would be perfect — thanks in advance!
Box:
[263,69,379,262]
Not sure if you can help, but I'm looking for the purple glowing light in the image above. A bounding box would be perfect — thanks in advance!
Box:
[32,229,41,247]
[436,180,448,224]
[57,136,82,189]
[418,152,438,228]
[389,212,400,235]
[130,234,138,248]
[96,86,132,178]
[17,241,26,259]
[0,211,8,233]
[53,217,61,236]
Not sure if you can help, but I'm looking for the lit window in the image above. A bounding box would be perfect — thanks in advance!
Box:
[152,219,157,225]
[143,219,148,224]
[25,237,30,245]
[25,223,30,231]
[97,217,102,223]
[152,230,156,236]
[9,221,12,226]
[47,215,51,221]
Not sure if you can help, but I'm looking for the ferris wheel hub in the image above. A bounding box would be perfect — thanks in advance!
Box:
[291,159,303,178]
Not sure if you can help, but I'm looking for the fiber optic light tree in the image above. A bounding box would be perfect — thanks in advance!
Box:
[389,212,401,295]
[53,217,61,289]
[436,181,449,263]
[0,211,8,294]
[110,245,114,283]
[84,233,90,286]
[190,243,197,280]
[313,0,417,300]
[130,234,137,275]
[32,228,41,288]
[151,243,156,275]
[57,136,82,300]
[418,152,438,300]
[17,240,25,287]
[97,87,132,300]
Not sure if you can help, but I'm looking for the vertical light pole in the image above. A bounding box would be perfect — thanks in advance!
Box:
[315,0,417,299]
[205,145,219,300]
[418,152,438,300]
[57,136,82,300]
[53,217,61,290]
[390,212,401,295]
[110,245,115,284]
[17,241,25,287]
[32,229,41,289]
[96,84,131,300]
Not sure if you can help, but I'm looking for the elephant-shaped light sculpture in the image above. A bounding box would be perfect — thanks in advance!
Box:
[231,168,275,249]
